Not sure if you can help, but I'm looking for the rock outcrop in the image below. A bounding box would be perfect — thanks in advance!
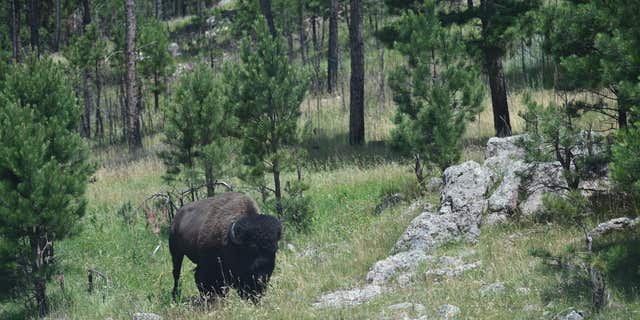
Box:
[315,135,602,308]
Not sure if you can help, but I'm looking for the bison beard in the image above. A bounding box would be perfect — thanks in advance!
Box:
[169,192,282,302]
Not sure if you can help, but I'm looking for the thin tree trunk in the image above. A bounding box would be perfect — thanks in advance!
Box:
[311,15,318,52]
[298,0,307,64]
[273,161,283,218]
[125,0,142,149]
[156,0,162,20]
[94,62,104,139]
[10,0,21,62]
[327,0,339,93]
[204,163,214,197]
[28,0,40,56]
[54,0,60,52]
[468,0,473,8]
[349,0,364,145]
[486,51,512,137]
[80,0,92,138]
[260,0,277,38]
[154,72,160,112]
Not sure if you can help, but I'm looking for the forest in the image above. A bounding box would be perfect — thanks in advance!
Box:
[0,0,639,319]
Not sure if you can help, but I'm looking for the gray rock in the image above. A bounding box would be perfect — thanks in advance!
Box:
[426,256,481,279]
[374,193,405,215]
[167,42,180,57]
[486,135,527,159]
[439,161,493,242]
[132,313,162,320]
[391,211,462,254]
[487,168,523,216]
[484,213,508,226]
[518,162,568,216]
[557,310,584,320]
[366,250,433,285]
[313,285,385,308]
[437,304,460,319]
[479,282,506,296]
[522,304,540,312]
[588,216,640,241]
[426,176,443,192]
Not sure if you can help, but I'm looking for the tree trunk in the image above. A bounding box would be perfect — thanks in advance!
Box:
[485,51,512,137]
[125,0,142,150]
[27,0,40,56]
[30,233,52,317]
[10,0,21,62]
[204,162,214,197]
[468,0,473,8]
[80,0,92,138]
[156,0,162,20]
[273,161,283,219]
[260,0,277,38]
[311,15,318,52]
[95,62,104,139]
[327,0,339,93]
[53,0,60,52]
[154,72,160,112]
[82,69,92,138]
[349,0,365,145]
[298,0,307,64]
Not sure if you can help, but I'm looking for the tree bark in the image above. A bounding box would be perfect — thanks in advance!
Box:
[298,0,307,64]
[10,0,21,62]
[273,161,283,219]
[80,0,92,138]
[260,0,277,38]
[53,0,60,52]
[349,0,365,145]
[486,50,512,137]
[125,0,142,149]
[27,0,40,56]
[327,0,339,93]
[156,0,162,20]
[95,62,104,139]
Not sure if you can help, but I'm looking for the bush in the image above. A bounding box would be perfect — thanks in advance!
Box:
[0,56,93,316]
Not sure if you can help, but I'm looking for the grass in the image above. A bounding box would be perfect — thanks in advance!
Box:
[2,135,638,319]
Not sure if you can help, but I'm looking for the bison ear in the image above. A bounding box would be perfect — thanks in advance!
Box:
[229,222,243,245]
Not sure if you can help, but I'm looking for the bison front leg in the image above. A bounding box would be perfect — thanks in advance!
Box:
[195,262,228,302]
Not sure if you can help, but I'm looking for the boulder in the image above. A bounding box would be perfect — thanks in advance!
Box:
[518,162,568,216]
[485,135,527,159]
[588,217,640,241]
[556,310,584,320]
[132,313,162,320]
[313,285,385,308]
[437,304,461,319]
[167,42,180,57]
[391,211,462,254]
[425,256,481,279]
[479,282,506,296]
[366,250,433,285]
[439,161,493,241]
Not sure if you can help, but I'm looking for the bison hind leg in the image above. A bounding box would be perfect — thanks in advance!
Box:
[170,250,184,302]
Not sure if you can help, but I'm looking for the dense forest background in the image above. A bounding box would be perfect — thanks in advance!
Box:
[1,0,640,319]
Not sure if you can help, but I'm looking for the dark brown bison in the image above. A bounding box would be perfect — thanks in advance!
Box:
[169,192,282,301]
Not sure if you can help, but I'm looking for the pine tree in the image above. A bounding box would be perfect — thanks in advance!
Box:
[160,64,235,199]
[389,4,484,172]
[438,0,541,137]
[226,21,308,219]
[138,18,174,112]
[0,56,93,317]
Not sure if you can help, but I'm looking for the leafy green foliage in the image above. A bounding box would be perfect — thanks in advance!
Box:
[520,94,611,190]
[138,18,174,110]
[0,56,93,309]
[542,0,640,127]
[159,64,235,196]
[225,20,310,220]
[388,4,484,171]
[612,119,640,195]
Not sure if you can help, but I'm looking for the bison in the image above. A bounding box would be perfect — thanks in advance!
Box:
[169,192,282,302]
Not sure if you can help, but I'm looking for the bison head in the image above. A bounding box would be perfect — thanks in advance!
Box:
[227,214,281,299]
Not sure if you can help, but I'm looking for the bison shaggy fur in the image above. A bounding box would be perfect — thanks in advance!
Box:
[169,192,282,301]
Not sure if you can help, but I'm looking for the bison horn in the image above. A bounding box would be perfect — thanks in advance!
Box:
[229,222,242,245]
